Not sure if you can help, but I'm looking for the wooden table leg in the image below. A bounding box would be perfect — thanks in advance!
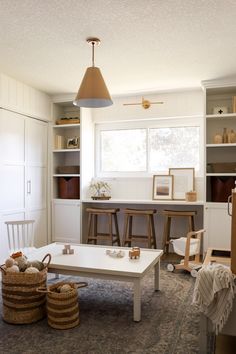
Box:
[154,259,160,291]
[133,278,141,322]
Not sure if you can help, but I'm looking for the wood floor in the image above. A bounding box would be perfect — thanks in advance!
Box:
[163,253,236,354]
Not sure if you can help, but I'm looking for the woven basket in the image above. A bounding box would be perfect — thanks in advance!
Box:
[38,281,87,329]
[0,253,51,324]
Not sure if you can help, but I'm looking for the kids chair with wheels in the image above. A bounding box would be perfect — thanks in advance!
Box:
[167,229,205,277]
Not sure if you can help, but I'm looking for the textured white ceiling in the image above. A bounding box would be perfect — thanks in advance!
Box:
[0,0,236,96]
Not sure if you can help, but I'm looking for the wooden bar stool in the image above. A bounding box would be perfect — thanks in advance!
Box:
[162,210,197,254]
[86,207,121,246]
[123,208,157,249]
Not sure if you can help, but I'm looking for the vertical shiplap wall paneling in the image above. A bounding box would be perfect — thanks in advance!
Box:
[0,73,52,263]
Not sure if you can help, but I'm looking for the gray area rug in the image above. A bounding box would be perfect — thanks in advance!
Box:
[0,266,201,354]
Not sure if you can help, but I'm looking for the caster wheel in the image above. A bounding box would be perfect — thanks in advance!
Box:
[190,268,199,278]
[167,263,175,272]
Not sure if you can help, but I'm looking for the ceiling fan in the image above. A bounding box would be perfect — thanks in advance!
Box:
[123,97,164,109]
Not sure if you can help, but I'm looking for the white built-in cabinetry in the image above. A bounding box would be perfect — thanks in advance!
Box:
[0,109,48,262]
[50,96,94,243]
[203,81,236,250]
[51,100,81,243]
[0,73,51,264]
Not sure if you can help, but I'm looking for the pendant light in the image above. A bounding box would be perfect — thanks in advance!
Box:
[73,37,113,108]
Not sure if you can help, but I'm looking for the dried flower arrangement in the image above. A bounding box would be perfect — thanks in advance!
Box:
[89,180,111,200]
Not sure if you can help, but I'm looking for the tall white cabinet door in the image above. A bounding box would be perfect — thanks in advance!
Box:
[0,109,25,212]
[204,203,231,251]
[25,118,48,247]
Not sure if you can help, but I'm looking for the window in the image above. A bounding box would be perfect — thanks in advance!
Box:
[101,129,146,172]
[96,118,203,177]
[149,126,200,172]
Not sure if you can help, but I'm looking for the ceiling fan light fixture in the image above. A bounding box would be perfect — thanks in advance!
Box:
[73,38,113,108]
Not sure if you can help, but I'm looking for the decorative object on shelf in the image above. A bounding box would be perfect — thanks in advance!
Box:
[129,247,140,259]
[57,166,80,174]
[185,191,197,202]
[56,117,80,125]
[152,175,173,200]
[55,135,65,149]
[62,244,74,255]
[73,37,113,108]
[232,96,236,113]
[222,127,228,143]
[228,129,236,143]
[213,133,223,144]
[123,97,164,110]
[66,136,79,149]
[169,168,195,200]
[89,179,111,199]
[58,176,80,199]
[106,249,125,258]
[207,162,236,173]
[213,106,228,114]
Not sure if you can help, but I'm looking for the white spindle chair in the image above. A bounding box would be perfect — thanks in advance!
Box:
[5,220,36,255]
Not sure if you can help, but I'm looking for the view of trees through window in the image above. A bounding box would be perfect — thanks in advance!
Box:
[149,126,200,171]
[99,125,200,174]
[101,129,146,171]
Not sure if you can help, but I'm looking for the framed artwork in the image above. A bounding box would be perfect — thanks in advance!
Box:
[169,168,195,200]
[152,175,173,200]
[66,137,79,149]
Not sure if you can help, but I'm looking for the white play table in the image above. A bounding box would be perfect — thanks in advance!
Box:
[27,243,163,321]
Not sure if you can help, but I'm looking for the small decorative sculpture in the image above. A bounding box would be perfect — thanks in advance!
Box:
[62,244,74,255]
[129,247,140,259]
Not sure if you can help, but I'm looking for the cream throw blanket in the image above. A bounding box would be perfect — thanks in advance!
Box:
[192,264,235,334]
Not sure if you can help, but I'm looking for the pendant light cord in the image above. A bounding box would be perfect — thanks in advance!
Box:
[92,41,95,67]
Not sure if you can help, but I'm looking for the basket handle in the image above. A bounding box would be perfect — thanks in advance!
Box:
[74,281,88,289]
[0,264,6,274]
[41,253,51,269]
[37,286,49,293]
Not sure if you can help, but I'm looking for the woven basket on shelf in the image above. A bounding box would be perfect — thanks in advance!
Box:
[38,281,87,330]
[0,253,51,324]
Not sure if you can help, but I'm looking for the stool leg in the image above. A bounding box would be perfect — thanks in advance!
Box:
[147,215,151,248]
[108,213,113,246]
[87,213,92,244]
[123,214,129,246]
[150,215,157,249]
[93,214,98,245]
[113,214,121,246]
[123,214,132,247]
[163,216,171,253]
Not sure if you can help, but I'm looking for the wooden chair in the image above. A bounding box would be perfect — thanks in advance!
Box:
[86,207,121,245]
[123,208,157,249]
[5,220,36,255]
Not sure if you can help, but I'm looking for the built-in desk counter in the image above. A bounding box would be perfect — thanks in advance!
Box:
[81,199,204,246]
[82,198,204,205]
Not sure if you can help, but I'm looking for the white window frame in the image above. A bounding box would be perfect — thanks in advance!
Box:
[95,116,204,178]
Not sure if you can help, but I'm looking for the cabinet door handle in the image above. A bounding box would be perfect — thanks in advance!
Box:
[27,180,31,194]
[228,195,232,216]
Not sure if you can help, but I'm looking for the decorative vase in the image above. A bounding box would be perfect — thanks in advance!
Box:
[222,128,228,143]
[213,134,223,144]
[228,129,236,143]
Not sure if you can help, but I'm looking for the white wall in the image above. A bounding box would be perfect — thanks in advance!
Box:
[89,88,205,201]
[93,89,203,122]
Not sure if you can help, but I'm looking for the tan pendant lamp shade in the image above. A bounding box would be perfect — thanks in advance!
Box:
[73,38,113,108]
